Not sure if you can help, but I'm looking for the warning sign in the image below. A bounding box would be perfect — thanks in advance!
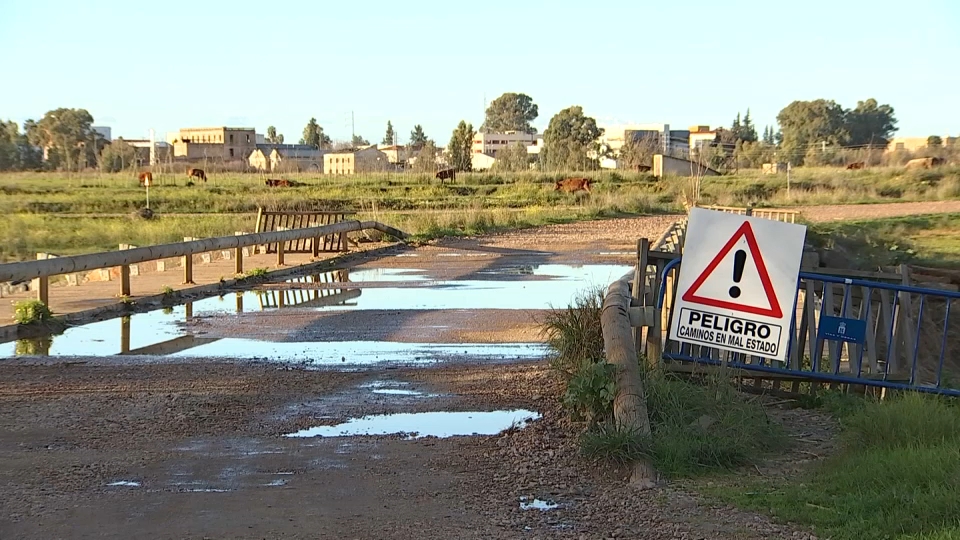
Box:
[669,208,807,361]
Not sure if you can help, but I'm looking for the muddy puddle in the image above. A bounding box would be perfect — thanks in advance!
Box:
[2,263,629,363]
[285,409,541,439]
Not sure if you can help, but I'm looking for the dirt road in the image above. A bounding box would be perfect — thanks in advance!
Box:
[0,215,823,539]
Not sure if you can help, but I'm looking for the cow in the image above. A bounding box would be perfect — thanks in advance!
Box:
[846,161,866,170]
[905,157,944,170]
[138,171,153,187]
[635,164,652,173]
[554,177,592,193]
[187,168,207,182]
[435,168,456,183]
[265,178,294,187]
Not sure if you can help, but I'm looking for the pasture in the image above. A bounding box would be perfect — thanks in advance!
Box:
[2,165,960,262]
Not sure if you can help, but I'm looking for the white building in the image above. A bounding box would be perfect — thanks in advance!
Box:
[599,123,690,156]
[472,131,541,157]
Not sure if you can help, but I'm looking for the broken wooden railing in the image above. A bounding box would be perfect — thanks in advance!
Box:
[0,220,407,305]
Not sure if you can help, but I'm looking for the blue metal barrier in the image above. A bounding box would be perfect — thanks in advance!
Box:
[656,257,960,397]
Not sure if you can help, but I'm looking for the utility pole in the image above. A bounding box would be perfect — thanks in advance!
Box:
[351,111,355,144]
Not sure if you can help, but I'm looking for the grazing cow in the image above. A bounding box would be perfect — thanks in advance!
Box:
[435,168,456,183]
[635,164,652,173]
[554,177,592,193]
[187,168,207,182]
[265,178,295,187]
[905,157,945,170]
[138,171,153,187]
[846,161,866,170]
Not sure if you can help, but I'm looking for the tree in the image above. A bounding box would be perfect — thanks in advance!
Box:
[481,92,539,134]
[409,125,428,150]
[740,109,758,143]
[447,120,475,172]
[542,106,603,171]
[300,118,330,149]
[776,99,848,164]
[98,138,140,172]
[762,125,775,145]
[382,121,396,145]
[491,142,529,172]
[30,108,97,171]
[844,98,897,148]
[351,134,370,146]
[266,126,284,144]
[412,140,438,173]
[618,134,660,171]
[928,135,943,148]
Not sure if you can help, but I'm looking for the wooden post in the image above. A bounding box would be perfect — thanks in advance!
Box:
[182,237,197,284]
[633,239,649,354]
[235,292,243,313]
[235,245,243,275]
[120,316,130,354]
[601,277,658,488]
[118,244,134,297]
[276,226,288,266]
[32,253,53,305]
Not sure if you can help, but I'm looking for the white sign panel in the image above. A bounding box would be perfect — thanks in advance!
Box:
[669,208,807,361]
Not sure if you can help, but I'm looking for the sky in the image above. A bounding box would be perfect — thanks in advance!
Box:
[2,0,958,144]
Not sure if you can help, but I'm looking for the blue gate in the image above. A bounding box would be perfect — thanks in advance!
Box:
[656,257,960,397]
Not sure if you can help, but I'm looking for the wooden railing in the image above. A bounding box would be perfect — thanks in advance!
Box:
[698,204,800,223]
[0,220,407,305]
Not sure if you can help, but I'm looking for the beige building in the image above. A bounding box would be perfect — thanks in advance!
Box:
[323,146,390,174]
[885,136,958,153]
[377,144,407,164]
[688,126,718,151]
[170,127,257,161]
[472,131,540,157]
[471,153,497,171]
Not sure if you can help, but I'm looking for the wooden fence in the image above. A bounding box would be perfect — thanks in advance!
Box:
[255,208,356,254]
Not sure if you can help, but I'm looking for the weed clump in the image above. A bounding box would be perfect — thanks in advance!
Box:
[13,299,57,325]
[543,286,786,478]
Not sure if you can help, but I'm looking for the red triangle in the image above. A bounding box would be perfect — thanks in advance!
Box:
[681,221,783,318]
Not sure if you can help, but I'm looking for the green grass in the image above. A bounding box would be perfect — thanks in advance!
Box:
[807,213,960,270]
[4,165,960,262]
[702,393,960,540]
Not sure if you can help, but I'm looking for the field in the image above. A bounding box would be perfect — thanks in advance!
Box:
[2,165,960,262]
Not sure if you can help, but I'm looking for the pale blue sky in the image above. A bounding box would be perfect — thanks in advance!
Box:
[2,0,958,144]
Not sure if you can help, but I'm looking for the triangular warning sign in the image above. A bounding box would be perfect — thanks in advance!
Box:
[681,221,783,318]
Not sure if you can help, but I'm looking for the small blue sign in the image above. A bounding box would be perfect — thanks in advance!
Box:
[818,315,867,344]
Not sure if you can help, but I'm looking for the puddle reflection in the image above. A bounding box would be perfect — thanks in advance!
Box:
[3,264,629,361]
[285,409,541,439]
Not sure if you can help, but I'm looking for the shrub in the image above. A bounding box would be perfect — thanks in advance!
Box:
[13,299,56,325]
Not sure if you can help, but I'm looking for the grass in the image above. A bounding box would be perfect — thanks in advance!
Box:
[701,392,960,540]
[542,286,785,477]
[3,165,960,262]
[12,299,57,325]
[807,213,960,270]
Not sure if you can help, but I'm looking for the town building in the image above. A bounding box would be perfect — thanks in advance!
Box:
[472,131,541,157]
[599,123,690,157]
[323,146,390,174]
[169,127,257,161]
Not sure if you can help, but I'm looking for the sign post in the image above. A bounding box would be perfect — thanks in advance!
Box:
[669,208,807,362]
[143,175,152,209]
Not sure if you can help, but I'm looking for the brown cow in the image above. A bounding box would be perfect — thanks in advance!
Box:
[554,177,592,193]
[905,157,944,170]
[265,178,295,187]
[187,168,207,182]
[435,168,456,183]
[846,161,865,170]
[138,171,153,187]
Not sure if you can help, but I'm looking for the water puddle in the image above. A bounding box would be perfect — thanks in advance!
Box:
[107,481,141,487]
[371,389,424,396]
[285,409,541,439]
[2,263,628,362]
[520,497,559,511]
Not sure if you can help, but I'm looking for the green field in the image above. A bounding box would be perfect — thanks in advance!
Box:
[2,165,960,262]
[698,393,960,540]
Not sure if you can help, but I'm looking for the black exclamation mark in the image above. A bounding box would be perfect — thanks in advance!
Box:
[729,250,746,299]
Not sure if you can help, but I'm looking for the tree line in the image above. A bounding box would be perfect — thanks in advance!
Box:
[1,94,945,174]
